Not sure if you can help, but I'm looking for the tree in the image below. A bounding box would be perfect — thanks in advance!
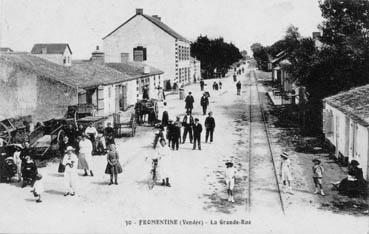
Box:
[191,36,242,78]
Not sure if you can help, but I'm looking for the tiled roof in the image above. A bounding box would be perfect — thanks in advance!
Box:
[105,61,164,78]
[31,43,72,55]
[103,14,190,43]
[324,84,369,127]
[0,53,77,87]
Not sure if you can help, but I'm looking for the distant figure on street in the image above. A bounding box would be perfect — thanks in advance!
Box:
[200,79,205,91]
[200,93,209,115]
[225,161,236,203]
[105,144,123,185]
[280,152,293,194]
[213,82,219,91]
[166,120,174,148]
[185,92,195,114]
[233,74,237,82]
[312,159,325,196]
[62,146,78,196]
[182,111,194,144]
[219,80,222,90]
[162,102,169,127]
[236,81,241,95]
[78,134,94,177]
[172,116,182,150]
[143,85,149,99]
[205,112,215,143]
[192,118,203,150]
[157,86,165,101]
[104,123,115,148]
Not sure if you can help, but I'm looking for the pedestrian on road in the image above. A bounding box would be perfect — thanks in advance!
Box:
[233,74,237,82]
[205,112,215,143]
[213,82,219,91]
[31,173,44,203]
[312,159,325,196]
[58,136,72,173]
[156,138,171,187]
[143,85,149,100]
[157,86,165,101]
[105,144,123,185]
[62,146,78,196]
[219,80,222,90]
[192,118,203,150]
[166,120,174,148]
[182,111,194,144]
[225,161,236,203]
[200,93,209,115]
[200,79,205,91]
[21,155,38,188]
[162,102,169,127]
[185,92,195,114]
[171,117,182,150]
[280,152,293,194]
[236,81,241,95]
[78,134,94,177]
[13,146,22,182]
[104,122,115,148]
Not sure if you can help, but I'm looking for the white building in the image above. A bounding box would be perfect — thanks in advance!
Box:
[103,8,191,90]
[323,84,369,180]
[31,43,72,66]
[190,57,201,83]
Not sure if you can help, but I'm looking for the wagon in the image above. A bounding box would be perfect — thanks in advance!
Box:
[135,99,159,126]
[113,106,136,137]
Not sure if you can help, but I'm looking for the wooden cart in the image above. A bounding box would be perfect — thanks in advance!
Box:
[113,107,136,137]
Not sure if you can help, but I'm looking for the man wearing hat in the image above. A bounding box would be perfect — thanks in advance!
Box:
[312,159,325,195]
[62,146,78,196]
[200,92,209,115]
[185,91,195,114]
[279,152,293,194]
[192,118,203,150]
[225,161,236,203]
[182,111,194,144]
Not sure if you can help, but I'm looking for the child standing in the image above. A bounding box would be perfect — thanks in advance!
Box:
[225,161,236,203]
[105,144,123,185]
[312,159,325,196]
[280,152,294,194]
[31,173,44,203]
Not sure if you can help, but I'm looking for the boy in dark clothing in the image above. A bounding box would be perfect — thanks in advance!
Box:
[171,117,182,150]
[200,93,209,115]
[205,112,216,143]
[182,112,194,143]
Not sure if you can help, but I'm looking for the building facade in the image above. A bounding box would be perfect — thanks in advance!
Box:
[31,43,72,66]
[323,85,369,180]
[103,9,191,90]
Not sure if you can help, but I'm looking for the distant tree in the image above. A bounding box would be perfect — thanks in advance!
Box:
[191,36,242,78]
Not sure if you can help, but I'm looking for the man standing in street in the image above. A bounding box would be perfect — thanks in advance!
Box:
[182,111,194,144]
[192,118,203,150]
[205,112,215,143]
[200,93,209,115]
[236,81,242,95]
[171,117,182,150]
[200,79,205,91]
[185,92,195,114]
[162,102,169,127]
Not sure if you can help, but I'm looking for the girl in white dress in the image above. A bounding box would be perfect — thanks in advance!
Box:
[280,152,293,194]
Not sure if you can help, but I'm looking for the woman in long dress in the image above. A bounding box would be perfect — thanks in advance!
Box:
[156,139,171,187]
[105,144,123,185]
[78,134,94,176]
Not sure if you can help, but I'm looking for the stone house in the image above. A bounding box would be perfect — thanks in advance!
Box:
[31,43,72,66]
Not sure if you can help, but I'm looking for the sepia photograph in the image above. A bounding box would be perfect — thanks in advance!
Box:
[0,0,368,233]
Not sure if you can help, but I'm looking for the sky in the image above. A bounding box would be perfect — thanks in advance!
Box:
[0,0,323,59]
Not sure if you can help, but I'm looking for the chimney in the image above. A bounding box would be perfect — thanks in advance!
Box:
[152,15,161,21]
[144,66,150,74]
[136,8,143,15]
[91,45,105,64]
[121,53,129,63]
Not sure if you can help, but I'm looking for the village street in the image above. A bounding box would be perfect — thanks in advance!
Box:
[0,65,367,234]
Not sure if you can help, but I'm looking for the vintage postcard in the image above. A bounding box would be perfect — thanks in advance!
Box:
[0,0,368,233]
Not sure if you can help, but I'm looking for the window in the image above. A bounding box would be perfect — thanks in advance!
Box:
[63,57,66,64]
[133,46,147,61]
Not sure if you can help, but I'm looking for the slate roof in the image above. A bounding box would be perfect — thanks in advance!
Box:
[105,61,164,78]
[103,13,190,43]
[324,84,369,127]
[31,43,72,55]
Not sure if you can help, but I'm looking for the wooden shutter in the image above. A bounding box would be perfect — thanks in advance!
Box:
[97,86,104,113]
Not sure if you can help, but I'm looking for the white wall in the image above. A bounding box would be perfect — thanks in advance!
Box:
[103,15,176,85]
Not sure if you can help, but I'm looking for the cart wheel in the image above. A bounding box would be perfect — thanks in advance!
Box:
[57,130,65,145]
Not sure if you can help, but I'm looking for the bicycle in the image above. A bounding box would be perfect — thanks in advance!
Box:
[148,158,158,190]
